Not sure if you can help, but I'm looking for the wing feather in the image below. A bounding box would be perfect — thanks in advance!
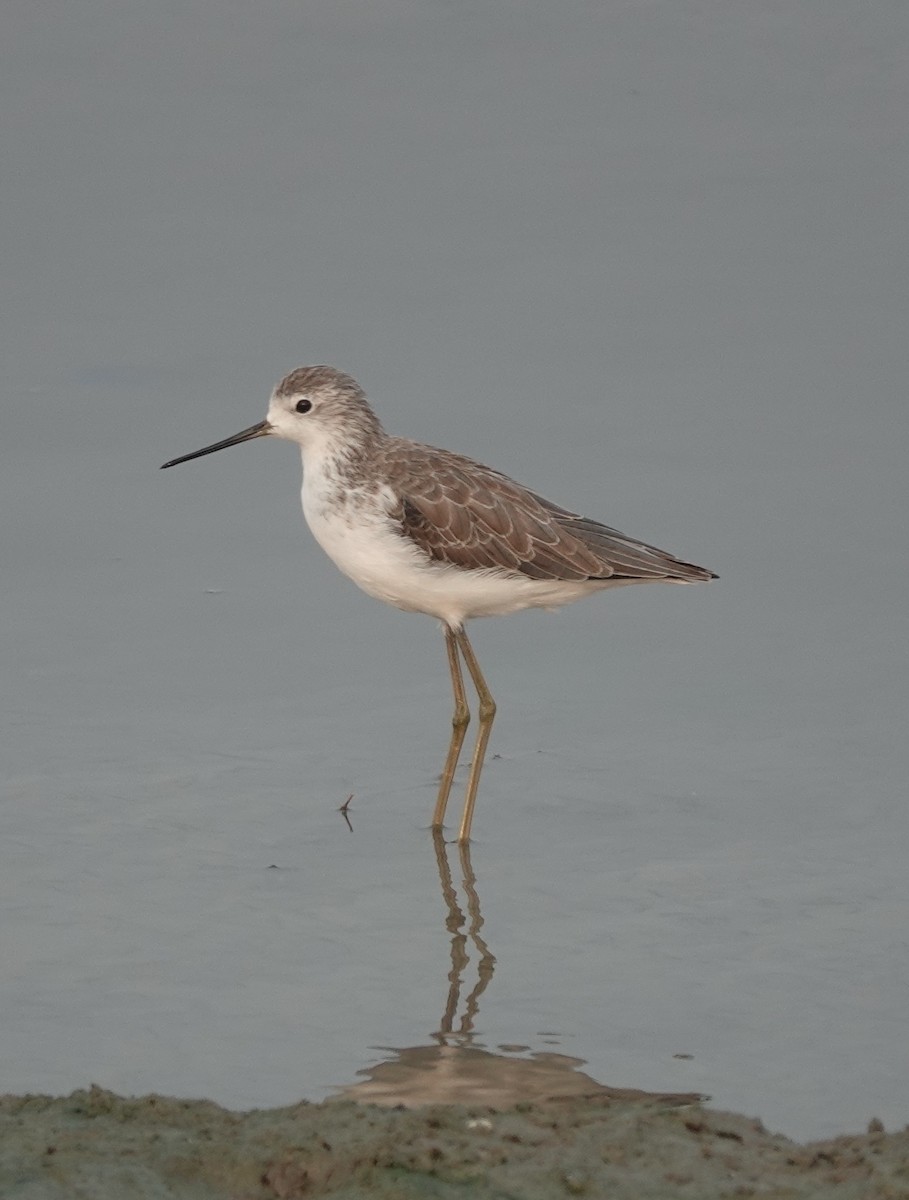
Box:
[381,440,715,583]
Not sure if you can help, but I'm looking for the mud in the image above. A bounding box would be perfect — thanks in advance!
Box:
[1,1084,906,1199]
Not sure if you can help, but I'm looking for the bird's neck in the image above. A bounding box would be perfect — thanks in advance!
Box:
[300,426,385,485]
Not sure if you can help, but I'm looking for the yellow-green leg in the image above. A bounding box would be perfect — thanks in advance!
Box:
[454,627,496,844]
[432,626,471,829]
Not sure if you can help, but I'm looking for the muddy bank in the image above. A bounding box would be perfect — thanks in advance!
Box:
[1,1085,905,1199]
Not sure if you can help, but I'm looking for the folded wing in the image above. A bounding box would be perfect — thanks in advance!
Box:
[381,440,716,584]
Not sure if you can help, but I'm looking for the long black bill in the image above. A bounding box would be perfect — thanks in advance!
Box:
[161,420,272,469]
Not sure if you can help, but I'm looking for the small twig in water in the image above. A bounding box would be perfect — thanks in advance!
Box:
[338,794,354,832]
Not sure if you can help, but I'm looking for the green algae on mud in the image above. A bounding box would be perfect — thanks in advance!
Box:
[1,1085,907,1199]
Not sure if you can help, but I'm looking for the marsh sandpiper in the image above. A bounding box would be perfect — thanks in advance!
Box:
[162,366,716,842]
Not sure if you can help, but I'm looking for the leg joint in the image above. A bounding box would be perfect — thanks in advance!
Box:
[452,703,470,730]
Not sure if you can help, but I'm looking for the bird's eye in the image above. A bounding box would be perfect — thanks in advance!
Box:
[295,398,312,414]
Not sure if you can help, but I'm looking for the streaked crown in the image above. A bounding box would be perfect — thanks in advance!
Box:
[275,365,363,401]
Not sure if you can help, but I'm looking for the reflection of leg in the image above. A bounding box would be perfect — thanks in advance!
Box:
[458,841,496,1032]
[432,826,467,1040]
[432,626,470,829]
[455,628,497,843]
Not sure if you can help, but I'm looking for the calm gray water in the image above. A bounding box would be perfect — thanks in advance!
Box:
[2,0,907,1141]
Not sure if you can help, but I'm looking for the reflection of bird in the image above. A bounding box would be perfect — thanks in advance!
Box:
[339,1043,705,1111]
[162,366,716,840]
[339,830,704,1112]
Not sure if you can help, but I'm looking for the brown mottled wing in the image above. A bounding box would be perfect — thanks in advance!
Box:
[381,440,716,583]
